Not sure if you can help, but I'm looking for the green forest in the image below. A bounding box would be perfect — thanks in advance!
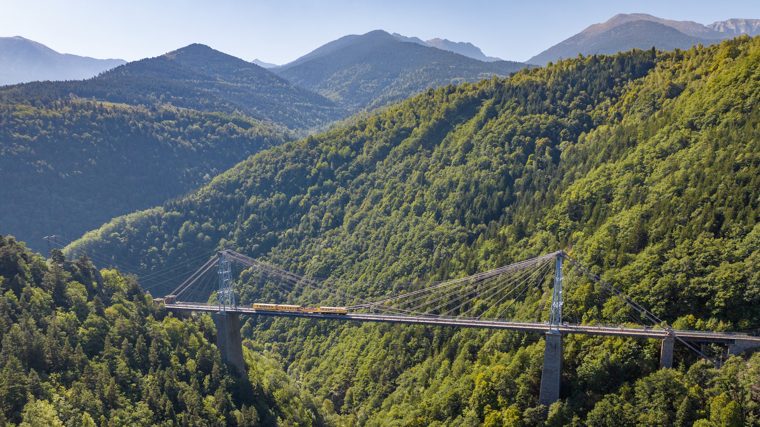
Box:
[277,30,527,111]
[0,235,327,426]
[1,44,346,133]
[52,35,760,425]
[0,100,291,254]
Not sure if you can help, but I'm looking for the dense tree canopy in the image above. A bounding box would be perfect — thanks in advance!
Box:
[276,30,528,111]
[0,234,324,426]
[51,36,760,425]
[0,100,291,254]
[0,44,347,134]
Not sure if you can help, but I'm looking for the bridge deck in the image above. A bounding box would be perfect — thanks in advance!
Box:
[165,303,760,344]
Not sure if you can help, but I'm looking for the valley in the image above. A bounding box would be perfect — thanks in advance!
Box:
[2,9,760,426]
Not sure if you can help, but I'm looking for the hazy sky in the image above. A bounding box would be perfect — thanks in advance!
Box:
[2,0,759,64]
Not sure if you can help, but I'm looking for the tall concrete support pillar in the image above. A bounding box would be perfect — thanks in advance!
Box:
[217,312,246,374]
[539,332,563,407]
[660,337,674,369]
[728,339,760,357]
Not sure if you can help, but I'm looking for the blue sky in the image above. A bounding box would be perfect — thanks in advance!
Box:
[2,0,759,63]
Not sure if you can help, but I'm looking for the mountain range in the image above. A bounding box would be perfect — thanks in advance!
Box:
[2,43,346,132]
[3,11,760,427]
[389,33,502,61]
[529,14,760,65]
[273,30,525,110]
[61,36,760,426]
[252,58,278,68]
[0,36,125,86]
[0,35,528,252]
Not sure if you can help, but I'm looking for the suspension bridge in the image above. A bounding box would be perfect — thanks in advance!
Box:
[141,249,760,407]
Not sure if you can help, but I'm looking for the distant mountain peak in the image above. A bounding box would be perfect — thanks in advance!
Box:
[707,18,760,36]
[0,36,126,86]
[252,59,279,68]
[425,37,502,62]
[527,13,760,65]
[391,33,428,46]
[390,32,502,62]
[275,30,525,110]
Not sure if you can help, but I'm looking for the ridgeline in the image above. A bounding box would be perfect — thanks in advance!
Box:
[62,36,760,425]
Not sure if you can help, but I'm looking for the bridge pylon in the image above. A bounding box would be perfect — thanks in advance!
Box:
[539,251,564,408]
[215,251,245,374]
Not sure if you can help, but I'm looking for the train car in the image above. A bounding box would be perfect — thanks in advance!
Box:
[251,303,347,315]
[316,306,348,315]
[252,303,278,311]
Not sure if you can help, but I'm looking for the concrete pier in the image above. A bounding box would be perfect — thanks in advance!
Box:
[217,312,245,374]
[660,337,674,369]
[539,332,563,407]
[728,339,760,357]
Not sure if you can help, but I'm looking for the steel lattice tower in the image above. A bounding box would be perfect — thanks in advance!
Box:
[548,252,564,331]
[218,251,235,311]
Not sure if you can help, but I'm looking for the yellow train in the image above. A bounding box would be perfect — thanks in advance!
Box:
[252,303,348,315]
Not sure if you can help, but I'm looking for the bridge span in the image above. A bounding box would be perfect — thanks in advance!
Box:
[158,249,760,408]
[165,301,760,345]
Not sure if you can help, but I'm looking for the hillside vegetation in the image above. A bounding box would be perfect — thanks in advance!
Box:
[0,235,323,426]
[68,37,760,425]
[276,30,527,110]
[1,44,346,133]
[0,99,291,253]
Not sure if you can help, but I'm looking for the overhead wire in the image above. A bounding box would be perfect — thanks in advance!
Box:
[489,261,554,320]
[457,260,552,319]
[420,260,547,316]
[392,269,507,312]
[561,253,716,364]
[54,235,146,275]
[359,253,559,311]
[138,250,219,282]
[169,255,219,297]
[435,267,536,316]
[450,260,551,318]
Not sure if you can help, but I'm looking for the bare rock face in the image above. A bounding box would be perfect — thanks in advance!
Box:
[707,19,760,37]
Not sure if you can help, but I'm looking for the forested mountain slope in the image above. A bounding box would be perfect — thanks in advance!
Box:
[0,235,322,426]
[0,100,291,254]
[275,30,527,110]
[1,44,346,133]
[69,37,760,425]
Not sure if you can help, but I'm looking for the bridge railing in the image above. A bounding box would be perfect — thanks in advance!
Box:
[161,301,757,340]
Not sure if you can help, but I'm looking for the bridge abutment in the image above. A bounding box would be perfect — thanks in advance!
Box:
[539,331,563,407]
[216,312,246,374]
[660,337,674,369]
